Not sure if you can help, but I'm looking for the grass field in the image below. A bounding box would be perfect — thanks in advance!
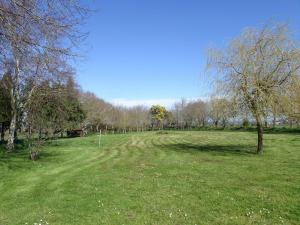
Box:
[0,130,299,225]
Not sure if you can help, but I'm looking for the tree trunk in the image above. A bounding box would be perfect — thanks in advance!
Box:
[289,120,293,128]
[256,116,264,154]
[39,128,42,140]
[7,87,17,152]
[0,122,5,142]
[222,119,226,128]
[214,120,218,127]
[7,58,20,152]
[272,116,276,128]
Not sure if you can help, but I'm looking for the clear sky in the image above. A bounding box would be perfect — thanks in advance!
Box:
[76,0,300,107]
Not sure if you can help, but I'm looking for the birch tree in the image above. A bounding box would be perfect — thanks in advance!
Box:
[0,0,88,151]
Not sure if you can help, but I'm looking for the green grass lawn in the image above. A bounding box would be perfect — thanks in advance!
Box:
[0,130,299,225]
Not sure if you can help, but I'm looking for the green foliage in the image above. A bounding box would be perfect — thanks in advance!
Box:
[0,130,299,224]
[66,99,86,129]
[150,105,167,127]
[26,80,85,133]
[150,105,167,121]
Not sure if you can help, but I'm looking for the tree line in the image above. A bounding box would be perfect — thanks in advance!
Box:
[79,94,300,135]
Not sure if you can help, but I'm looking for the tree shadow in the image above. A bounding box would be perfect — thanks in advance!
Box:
[230,127,300,135]
[158,143,256,156]
[0,140,62,170]
[190,126,300,135]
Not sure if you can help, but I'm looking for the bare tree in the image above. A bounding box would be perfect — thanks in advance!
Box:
[80,92,115,132]
[208,23,300,153]
[130,105,149,132]
[172,99,187,129]
[210,98,236,127]
[193,100,209,127]
[0,0,89,151]
[182,100,208,128]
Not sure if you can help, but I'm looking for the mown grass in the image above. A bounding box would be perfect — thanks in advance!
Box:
[0,130,299,225]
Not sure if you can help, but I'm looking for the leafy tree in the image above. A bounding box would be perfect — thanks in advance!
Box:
[150,105,167,129]
[25,79,85,159]
[26,80,85,137]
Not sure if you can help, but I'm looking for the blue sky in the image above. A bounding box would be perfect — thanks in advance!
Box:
[76,0,300,107]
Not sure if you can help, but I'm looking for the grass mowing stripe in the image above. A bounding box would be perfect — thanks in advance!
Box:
[0,130,299,224]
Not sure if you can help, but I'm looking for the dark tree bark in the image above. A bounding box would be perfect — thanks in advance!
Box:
[256,116,264,154]
[272,116,276,128]
[214,120,219,127]
[201,119,206,127]
[222,119,226,128]
[264,119,268,128]
[39,128,42,140]
[0,122,5,142]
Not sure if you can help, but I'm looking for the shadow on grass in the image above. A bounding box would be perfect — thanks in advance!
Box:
[0,141,62,170]
[159,143,256,156]
[168,127,300,135]
[232,127,300,135]
[231,127,299,135]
